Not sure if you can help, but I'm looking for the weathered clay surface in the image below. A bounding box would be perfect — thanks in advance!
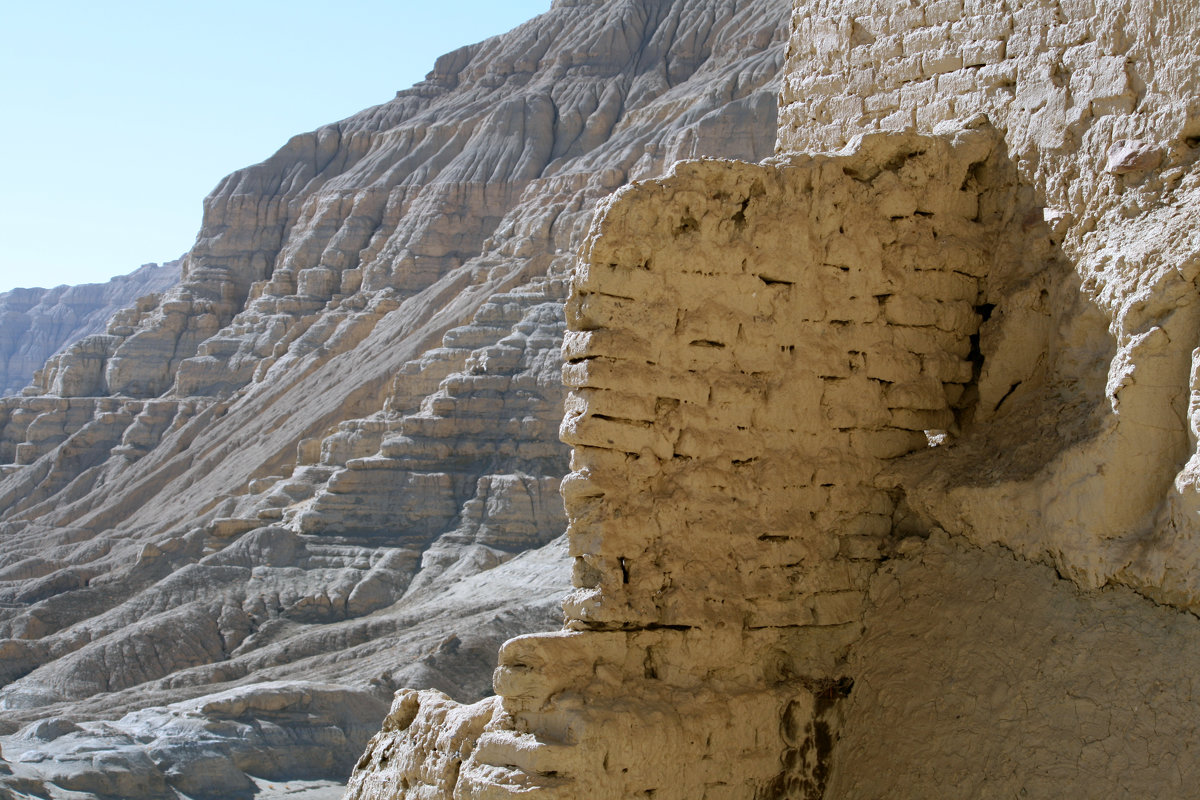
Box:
[348,126,1010,800]
[829,532,1200,799]
[778,0,1200,606]
[0,0,791,797]
[0,262,180,396]
[346,0,1200,797]
[12,0,1200,796]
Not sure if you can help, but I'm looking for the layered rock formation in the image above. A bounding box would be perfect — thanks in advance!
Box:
[347,0,1200,797]
[0,1,791,797]
[0,262,180,396]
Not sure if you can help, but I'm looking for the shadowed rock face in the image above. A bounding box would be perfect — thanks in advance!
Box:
[0,0,791,796]
[0,262,180,396]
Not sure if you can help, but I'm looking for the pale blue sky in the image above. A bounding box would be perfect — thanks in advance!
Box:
[0,1,550,293]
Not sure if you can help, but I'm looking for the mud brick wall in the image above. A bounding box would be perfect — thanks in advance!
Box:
[558,132,997,637]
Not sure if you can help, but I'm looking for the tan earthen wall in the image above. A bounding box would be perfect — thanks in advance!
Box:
[345,2,1200,797]
[346,128,1015,799]
[558,139,991,633]
[780,0,1200,604]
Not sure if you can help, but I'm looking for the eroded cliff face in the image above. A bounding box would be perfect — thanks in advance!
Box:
[0,262,180,396]
[0,1,792,797]
[347,0,1200,798]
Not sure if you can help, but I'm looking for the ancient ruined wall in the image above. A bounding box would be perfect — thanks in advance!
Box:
[780,0,1200,606]
[347,128,1016,799]
[556,136,992,634]
[347,2,1200,798]
[765,2,1200,794]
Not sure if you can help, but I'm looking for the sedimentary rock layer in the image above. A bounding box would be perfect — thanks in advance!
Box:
[0,262,180,396]
[0,1,792,797]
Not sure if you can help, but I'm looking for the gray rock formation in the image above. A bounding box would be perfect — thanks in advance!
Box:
[0,262,181,396]
[0,0,791,796]
[3,682,386,800]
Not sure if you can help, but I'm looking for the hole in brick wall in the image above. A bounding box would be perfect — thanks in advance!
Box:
[690,339,726,348]
[732,196,751,229]
[643,651,658,680]
[953,302,995,429]
[593,413,651,428]
[882,149,925,172]
[850,20,875,46]
[674,215,699,235]
[962,160,988,192]
[821,676,854,699]
[619,557,630,584]
[759,275,794,286]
